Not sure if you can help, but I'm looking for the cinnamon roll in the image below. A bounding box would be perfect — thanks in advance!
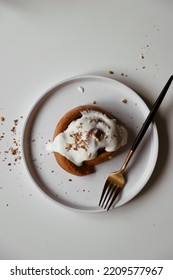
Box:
[46,105,128,176]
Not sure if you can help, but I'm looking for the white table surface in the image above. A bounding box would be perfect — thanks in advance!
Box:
[0,0,173,260]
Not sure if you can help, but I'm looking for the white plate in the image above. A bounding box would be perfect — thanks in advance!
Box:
[22,75,158,212]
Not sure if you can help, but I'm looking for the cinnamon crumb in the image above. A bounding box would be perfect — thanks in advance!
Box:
[14,119,19,126]
[0,116,5,122]
[122,99,127,104]
[10,148,18,155]
[108,70,114,74]
[11,127,16,133]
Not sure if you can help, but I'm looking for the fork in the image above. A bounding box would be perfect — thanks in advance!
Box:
[99,75,173,211]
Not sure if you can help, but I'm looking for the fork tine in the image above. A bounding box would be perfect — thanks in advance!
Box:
[104,184,117,209]
[98,179,110,207]
[106,186,122,211]
[99,181,116,209]
[101,182,115,208]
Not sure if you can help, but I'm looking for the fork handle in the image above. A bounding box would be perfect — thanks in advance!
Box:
[131,75,173,152]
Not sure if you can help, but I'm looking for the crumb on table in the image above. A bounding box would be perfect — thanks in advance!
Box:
[0,116,5,122]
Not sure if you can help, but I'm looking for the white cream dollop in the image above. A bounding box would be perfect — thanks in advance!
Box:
[46,110,127,166]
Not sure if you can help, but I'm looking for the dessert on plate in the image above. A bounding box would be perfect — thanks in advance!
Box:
[46,105,128,176]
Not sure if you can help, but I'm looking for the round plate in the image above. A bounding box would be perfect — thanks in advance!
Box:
[22,75,159,212]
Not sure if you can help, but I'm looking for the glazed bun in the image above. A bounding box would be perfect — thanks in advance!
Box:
[46,105,127,176]
[53,105,119,176]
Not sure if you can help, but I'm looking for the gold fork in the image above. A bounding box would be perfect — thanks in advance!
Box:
[99,75,173,211]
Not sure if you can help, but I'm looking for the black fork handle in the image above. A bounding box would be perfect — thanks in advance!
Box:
[131,75,173,152]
